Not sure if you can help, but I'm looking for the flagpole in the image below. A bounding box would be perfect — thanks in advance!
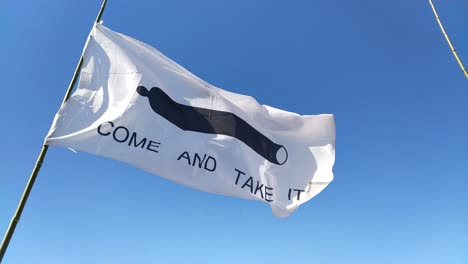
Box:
[0,0,108,262]
[429,0,468,79]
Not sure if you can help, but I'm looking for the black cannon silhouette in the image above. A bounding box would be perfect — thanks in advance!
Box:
[136,86,288,165]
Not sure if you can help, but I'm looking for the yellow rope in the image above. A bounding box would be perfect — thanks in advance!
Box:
[429,0,468,79]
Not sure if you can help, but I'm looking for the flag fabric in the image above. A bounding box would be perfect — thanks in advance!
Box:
[45,23,335,217]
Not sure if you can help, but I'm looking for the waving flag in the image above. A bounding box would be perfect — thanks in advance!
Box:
[45,24,335,217]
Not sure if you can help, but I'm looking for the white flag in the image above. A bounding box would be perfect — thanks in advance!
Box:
[45,24,335,217]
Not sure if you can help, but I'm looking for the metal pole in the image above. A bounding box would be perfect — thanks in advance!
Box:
[0,0,108,262]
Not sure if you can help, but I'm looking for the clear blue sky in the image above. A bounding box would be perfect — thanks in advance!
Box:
[1,0,467,263]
